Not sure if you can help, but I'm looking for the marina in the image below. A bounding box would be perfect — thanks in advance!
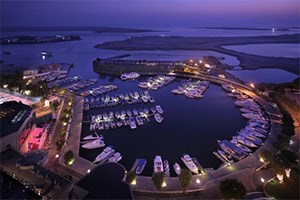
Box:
[172,79,210,99]
[80,84,118,97]
[213,84,270,164]
[138,75,175,90]
[83,91,155,110]
[88,105,165,131]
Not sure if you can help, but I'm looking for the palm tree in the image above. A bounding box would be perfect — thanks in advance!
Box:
[151,172,166,190]
[178,168,192,191]
[219,178,246,200]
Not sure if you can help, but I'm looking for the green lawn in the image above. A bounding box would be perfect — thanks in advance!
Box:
[265,168,299,199]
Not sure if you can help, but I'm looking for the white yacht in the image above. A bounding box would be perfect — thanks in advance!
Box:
[181,154,199,174]
[156,105,164,114]
[120,72,140,80]
[83,133,103,140]
[154,113,163,123]
[82,138,105,149]
[153,155,164,173]
[173,162,182,175]
[129,117,137,129]
[107,152,122,163]
[94,146,115,163]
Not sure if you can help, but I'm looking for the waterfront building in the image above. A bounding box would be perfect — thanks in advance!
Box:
[0,101,35,152]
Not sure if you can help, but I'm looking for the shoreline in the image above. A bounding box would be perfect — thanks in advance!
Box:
[95,34,300,75]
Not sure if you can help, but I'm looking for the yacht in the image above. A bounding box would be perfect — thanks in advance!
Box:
[120,72,140,80]
[83,133,103,140]
[136,159,147,175]
[82,138,105,149]
[233,136,257,148]
[156,105,164,114]
[136,116,144,126]
[107,152,122,163]
[173,162,182,175]
[153,155,164,173]
[181,154,199,174]
[163,160,170,177]
[129,117,137,129]
[154,113,163,123]
[94,146,115,163]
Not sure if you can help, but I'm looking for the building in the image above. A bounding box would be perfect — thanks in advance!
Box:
[0,101,35,152]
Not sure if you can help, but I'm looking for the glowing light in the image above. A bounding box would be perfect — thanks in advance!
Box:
[87,169,91,173]
[162,181,167,187]
[285,168,291,178]
[24,90,31,95]
[276,173,284,183]
[3,84,8,89]
[196,179,200,184]
[42,55,46,60]
[272,28,275,33]
[260,157,264,163]
[250,83,255,88]
[260,178,265,183]
[55,154,59,158]
[190,59,193,63]
[199,60,202,63]
[131,179,137,185]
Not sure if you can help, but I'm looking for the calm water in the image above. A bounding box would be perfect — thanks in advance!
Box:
[223,43,300,58]
[79,77,247,176]
[1,28,297,175]
[228,69,299,84]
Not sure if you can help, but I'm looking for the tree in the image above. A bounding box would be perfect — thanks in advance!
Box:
[55,139,65,150]
[178,168,193,191]
[151,172,166,190]
[219,179,246,200]
[64,150,75,166]
[259,150,273,163]
[125,171,137,184]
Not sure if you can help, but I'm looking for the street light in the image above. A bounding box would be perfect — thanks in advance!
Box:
[260,178,265,183]
[55,154,59,158]
[87,169,91,173]
[162,181,167,187]
[250,83,255,88]
[196,179,200,184]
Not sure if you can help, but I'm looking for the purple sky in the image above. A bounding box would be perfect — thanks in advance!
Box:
[1,0,299,28]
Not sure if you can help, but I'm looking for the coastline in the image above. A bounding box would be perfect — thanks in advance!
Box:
[95,34,300,75]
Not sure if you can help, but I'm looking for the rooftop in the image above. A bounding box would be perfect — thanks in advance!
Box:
[0,101,33,138]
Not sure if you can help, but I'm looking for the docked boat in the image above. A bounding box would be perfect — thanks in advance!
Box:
[82,138,105,149]
[217,140,246,160]
[233,136,257,148]
[153,155,164,173]
[156,105,164,114]
[94,146,115,163]
[154,113,163,123]
[163,160,170,176]
[83,132,103,140]
[136,116,144,126]
[181,154,199,174]
[120,72,140,80]
[136,159,147,175]
[173,162,182,175]
[129,117,137,129]
[107,152,122,163]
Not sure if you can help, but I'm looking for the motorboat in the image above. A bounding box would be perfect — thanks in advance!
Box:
[173,162,182,175]
[83,132,103,140]
[181,154,199,174]
[94,146,115,163]
[154,113,163,123]
[153,155,164,173]
[82,138,105,149]
[136,159,147,175]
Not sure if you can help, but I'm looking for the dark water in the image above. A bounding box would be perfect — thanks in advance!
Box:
[79,76,247,176]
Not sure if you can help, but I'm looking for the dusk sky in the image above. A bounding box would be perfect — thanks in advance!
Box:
[1,0,299,28]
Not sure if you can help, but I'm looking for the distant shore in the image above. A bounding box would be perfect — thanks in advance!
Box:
[95,34,300,75]
[1,26,154,33]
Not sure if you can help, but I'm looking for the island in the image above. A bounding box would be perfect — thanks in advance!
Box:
[95,34,300,75]
[0,34,81,45]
